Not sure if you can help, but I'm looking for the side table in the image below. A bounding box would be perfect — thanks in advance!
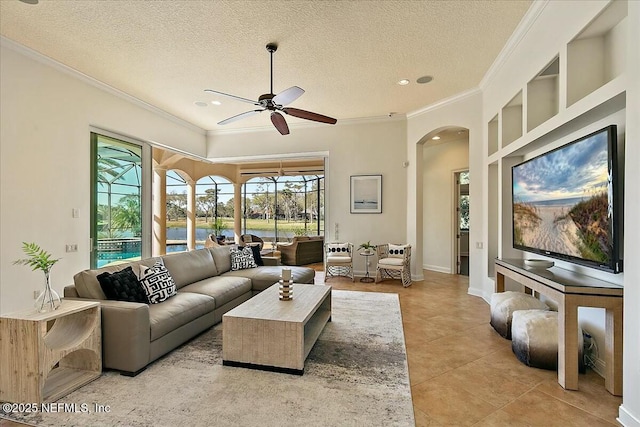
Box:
[0,300,102,403]
[360,252,375,283]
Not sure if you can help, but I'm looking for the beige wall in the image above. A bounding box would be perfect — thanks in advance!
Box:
[207,118,408,275]
[422,137,469,273]
[0,43,206,314]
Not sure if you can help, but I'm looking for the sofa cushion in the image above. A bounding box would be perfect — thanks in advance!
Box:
[209,245,232,274]
[222,266,315,292]
[74,257,161,300]
[149,292,215,341]
[180,276,252,308]
[139,260,177,304]
[230,246,258,271]
[97,267,149,303]
[162,249,218,289]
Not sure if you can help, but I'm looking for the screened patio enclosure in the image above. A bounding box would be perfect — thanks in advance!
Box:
[91,133,145,268]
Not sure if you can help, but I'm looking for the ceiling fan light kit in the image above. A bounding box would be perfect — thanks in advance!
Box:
[205,43,337,135]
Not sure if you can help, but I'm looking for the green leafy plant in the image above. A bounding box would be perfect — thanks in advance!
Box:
[358,241,376,251]
[293,227,308,237]
[13,242,60,274]
[211,218,227,236]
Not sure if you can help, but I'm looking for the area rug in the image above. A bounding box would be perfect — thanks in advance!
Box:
[1,290,414,426]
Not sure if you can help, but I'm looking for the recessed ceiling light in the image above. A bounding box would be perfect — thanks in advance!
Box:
[432,135,441,140]
[397,79,410,86]
[417,76,433,84]
[19,0,39,4]
[211,100,222,106]
[194,101,208,107]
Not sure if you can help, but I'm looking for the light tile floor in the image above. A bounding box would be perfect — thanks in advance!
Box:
[0,267,622,427]
[317,266,622,427]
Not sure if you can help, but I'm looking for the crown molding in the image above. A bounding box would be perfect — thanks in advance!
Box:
[206,151,329,163]
[206,113,406,136]
[479,0,549,90]
[1,36,206,136]
[406,87,481,119]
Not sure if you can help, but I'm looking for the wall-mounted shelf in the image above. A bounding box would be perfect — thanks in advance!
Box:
[567,0,627,107]
[501,91,523,148]
[527,57,559,132]
[483,0,628,280]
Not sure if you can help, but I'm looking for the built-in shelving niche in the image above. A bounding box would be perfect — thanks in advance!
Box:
[488,115,499,156]
[567,0,627,107]
[527,57,559,132]
[501,91,523,148]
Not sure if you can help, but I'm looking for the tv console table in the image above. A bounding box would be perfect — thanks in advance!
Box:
[494,258,623,396]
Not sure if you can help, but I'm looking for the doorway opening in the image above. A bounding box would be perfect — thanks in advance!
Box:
[455,170,469,275]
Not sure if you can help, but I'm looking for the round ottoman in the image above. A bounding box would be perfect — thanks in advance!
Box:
[511,309,584,371]
[490,291,549,339]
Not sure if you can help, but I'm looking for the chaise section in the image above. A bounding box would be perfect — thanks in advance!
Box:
[180,276,252,308]
[223,266,315,292]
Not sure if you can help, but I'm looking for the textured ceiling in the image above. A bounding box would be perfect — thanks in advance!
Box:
[0,0,531,132]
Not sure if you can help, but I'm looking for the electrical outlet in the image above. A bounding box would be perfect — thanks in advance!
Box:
[33,290,39,299]
[72,208,80,218]
[65,244,78,253]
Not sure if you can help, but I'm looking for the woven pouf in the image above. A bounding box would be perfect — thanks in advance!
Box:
[490,291,549,339]
[511,309,584,371]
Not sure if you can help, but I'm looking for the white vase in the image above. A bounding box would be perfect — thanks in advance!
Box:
[35,271,61,313]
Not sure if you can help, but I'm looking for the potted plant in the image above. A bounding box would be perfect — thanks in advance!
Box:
[358,241,376,255]
[13,242,62,312]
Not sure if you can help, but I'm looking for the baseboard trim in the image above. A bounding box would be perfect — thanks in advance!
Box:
[591,357,606,379]
[423,264,451,274]
[467,286,490,303]
[618,405,640,427]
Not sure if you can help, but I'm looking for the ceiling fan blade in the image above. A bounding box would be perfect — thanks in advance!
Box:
[282,107,337,125]
[218,109,263,125]
[205,89,260,106]
[270,112,290,135]
[272,86,305,106]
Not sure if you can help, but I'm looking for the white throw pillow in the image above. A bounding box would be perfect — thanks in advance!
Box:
[230,246,258,270]
[388,244,408,258]
[139,259,177,304]
[327,243,350,257]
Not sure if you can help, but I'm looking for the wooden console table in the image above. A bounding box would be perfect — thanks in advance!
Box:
[495,258,623,396]
[0,300,102,403]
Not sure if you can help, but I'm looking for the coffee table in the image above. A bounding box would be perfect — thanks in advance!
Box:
[222,283,331,375]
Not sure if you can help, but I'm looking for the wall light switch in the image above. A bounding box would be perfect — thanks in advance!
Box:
[66,244,78,253]
[72,208,80,218]
[475,242,483,249]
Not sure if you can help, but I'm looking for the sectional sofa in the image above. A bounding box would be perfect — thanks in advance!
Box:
[64,246,316,375]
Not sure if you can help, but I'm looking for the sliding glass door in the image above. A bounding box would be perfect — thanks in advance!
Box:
[90,132,151,268]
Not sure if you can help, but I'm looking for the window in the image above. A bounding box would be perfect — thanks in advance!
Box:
[90,132,151,268]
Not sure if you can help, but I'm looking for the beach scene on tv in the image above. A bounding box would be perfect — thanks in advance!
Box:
[512,131,612,264]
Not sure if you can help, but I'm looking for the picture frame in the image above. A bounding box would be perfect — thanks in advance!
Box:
[350,175,382,214]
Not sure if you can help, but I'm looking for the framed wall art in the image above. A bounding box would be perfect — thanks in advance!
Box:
[350,175,382,214]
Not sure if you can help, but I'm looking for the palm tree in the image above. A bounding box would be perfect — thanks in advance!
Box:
[112,195,141,236]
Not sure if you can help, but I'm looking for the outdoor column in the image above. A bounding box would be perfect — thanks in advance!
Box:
[152,165,167,256]
[234,182,242,243]
[186,179,196,251]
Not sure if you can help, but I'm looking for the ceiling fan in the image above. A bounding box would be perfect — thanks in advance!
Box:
[205,43,337,135]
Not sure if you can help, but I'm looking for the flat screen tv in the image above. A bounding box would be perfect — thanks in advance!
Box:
[512,125,622,273]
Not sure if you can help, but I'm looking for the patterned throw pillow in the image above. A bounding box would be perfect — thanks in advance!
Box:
[139,260,177,304]
[97,266,149,303]
[388,244,408,258]
[230,246,258,271]
[327,243,350,256]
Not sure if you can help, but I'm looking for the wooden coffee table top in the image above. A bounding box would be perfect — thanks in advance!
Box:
[224,283,331,323]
